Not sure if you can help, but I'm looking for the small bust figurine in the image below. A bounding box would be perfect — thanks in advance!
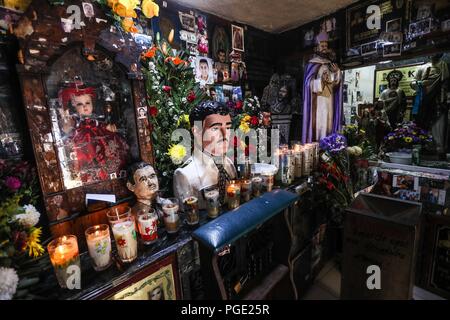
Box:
[127,162,159,216]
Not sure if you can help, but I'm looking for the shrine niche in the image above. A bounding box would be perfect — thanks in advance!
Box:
[13,0,153,234]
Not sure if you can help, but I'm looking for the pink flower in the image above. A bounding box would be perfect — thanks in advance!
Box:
[5,176,21,191]
[162,86,172,93]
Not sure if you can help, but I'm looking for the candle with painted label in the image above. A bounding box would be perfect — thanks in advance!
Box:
[111,217,138,263]
[162,198,180,234]
[252,176,263,197]
[261,170,274,192]
[85,224,112,271]
[183,196,199,225]
[226,180,241,209]
[137,208,158,245]
[48,235,80,289]
[241,179,252,202]
[204,188,220,218]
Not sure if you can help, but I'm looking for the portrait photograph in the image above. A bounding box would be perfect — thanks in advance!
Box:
[137,106,147,119]
[360,41,378,56]
[386,18,401,32]
[82,2,95,18]
[231,24,244,52]
[179,12,195,32]
[194,56,214,85]
[383,42,402,57]
[213,61,230,83]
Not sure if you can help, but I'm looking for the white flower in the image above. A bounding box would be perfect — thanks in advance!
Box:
[353,146,363,156]
[181,97,187,103]
[15,204,40,228]
[0,267,19,300]
[346,146,355,155]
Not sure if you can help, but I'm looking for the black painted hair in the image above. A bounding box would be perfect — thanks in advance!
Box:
[127,161,154,185]
[189,100,230,128]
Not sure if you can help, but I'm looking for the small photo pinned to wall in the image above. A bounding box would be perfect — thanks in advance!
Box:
[194,56,214,86]
[179,12,195,32]
[383,42,402,57]
[82,2,95,18]
[360,41,378,56]
[409,18,431,38]
[137,106,148,119]
[386,18,401,32]
[231,24,244,52]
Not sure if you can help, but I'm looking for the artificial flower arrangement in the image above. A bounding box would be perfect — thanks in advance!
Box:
[316,134,354,226]
[0,160,45,300]
[231,96,263,158]
[96,0,159,33]
[140,39,206,194]
[383,121,434,152]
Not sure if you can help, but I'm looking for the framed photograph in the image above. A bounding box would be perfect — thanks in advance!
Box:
[179,12,195,32]
[137,106,147,119]
[360,41,378,56]
[441,19,450,32]
[383,42,402,57]
[194,56,214,85]
[231,24,244,52]
[82,2,95,18]
[386,18,401,32]
[212,26,230,62]
[409,18,432,38]
[214,62,230,83]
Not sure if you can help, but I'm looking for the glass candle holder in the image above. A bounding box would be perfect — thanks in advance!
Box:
[85,224,112,271]
[47,235,80,289]
[108,212,138,263]
[241,179,252,202]
[226,180,241,210]
[162,198,180,234]
[293,149,303,178]
[137,208,159,245]
[183,196,199,226]
[261,170,275,192]
[203,186,221,219]
[251,175,263,197]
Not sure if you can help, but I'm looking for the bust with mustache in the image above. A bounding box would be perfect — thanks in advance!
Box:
[127,162,159,216]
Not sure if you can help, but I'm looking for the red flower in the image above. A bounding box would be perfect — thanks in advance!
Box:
[250,116,259,126]
[117,238,127,247]
[187,91,196,103]
[162,86,172,93]
[5,176,21,190]
[149,106,158,117]
[326,181,335,191]
[235,100,243,110]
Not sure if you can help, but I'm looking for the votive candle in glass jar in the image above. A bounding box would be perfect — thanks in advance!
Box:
[251,176,263,197]
[203,186,220,219]
[226,180,241,210]
[108,213,138,263]
[85,224,112,271]
[293,148,303,178]
[48,235,80,289]
[261,170,275,192]
[183,196,199,226]
[162,198,180,234]
[137,208,159,245]
[241,179,252,202]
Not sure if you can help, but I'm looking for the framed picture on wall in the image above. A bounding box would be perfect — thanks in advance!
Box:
[383,42,402,57]
[386,18,401,32]
[360,41,378,56]
[231,24,244,52]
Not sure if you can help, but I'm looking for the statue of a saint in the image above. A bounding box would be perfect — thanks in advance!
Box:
[411,54,449,157]
[302,32,342,143]
[379,70,407,127]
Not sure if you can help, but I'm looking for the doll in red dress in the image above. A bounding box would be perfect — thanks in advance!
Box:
[58,85,129,184]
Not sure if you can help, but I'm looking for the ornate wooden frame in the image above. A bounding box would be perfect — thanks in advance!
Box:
[14,0,153,237]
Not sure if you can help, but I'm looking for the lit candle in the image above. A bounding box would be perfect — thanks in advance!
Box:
[204,189,220,219]
[294,147,303,178]
[251,176,263,197]
[241,179,252,202]
[162,198,180,234]
[226,180,241,210]
[183,196,199,226]
[261,170,274,192]
[303,144,314,176]
[85,224,112,271]
[137,209,159,245]
[47,235,80,289]
[111,218,138,263]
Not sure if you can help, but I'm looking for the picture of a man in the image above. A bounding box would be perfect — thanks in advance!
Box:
[173,101,237,209]
[195,57,214,85]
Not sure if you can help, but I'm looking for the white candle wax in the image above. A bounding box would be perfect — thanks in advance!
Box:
[86,232,111,269]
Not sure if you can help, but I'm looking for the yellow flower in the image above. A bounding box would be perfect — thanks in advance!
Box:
[167,144,187,165]
[243,115,251,122]
[360,129,366,134]
[142,0,159,19]
[121,17,134,32]
[107,0,118,7]
[113,0,137,17]
[177,114,190,126]
[404,137,413,143]
[239,122,250,134]
[26,227,44,258]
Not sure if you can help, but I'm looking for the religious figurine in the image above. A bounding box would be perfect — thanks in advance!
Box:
[271,85,292,115]
[302,32,342,143]
[379,70,407,128]
[173,101,237,209]
[411,53,449,158]
[261,73,280,111]
[58,82,129,183]
[126,161,159,216]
